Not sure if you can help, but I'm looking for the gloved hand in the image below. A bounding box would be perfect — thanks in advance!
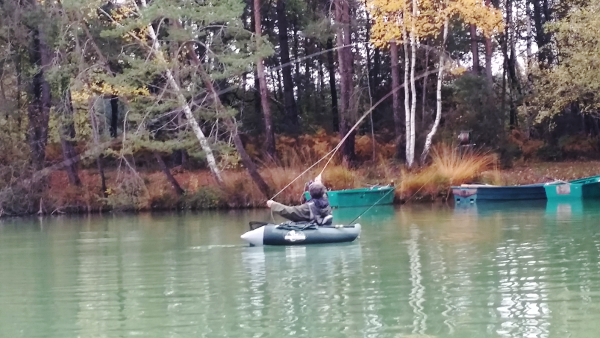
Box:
[314,174,322,184]
[266,200,274,208]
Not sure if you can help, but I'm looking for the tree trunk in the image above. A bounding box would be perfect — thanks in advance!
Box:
[232,133,273,198]
[505,0,520,128]
[154,152,184,196]
[365,3,373,92]
[373,47,381,89]
[501,0,509,120]
[421,40,430,129]
[531,0,551,65]
[403,20,411,166]
[97,156,107,198]
[199,69,272,198]
[542,0,552,26]
[365,6,376,160]
[60,89,82,186]
[335,0,356,164]
[326,38,339,132]
[141,5,225,187]
[408,0,417,167]
[318,48,325,95]
[508,34,522,97]
[541,0,553,64]
[470,24,480,74]
[253,72,262,120]
[109,95,119,138]
[485,36,493,83]
[88,98,108,197]
[485,0,493,84]
[28,27,52,171]
[421,19,449,164]
[390,40,403,159]
[247,0,263,124]
[186,40,273,199]
[276,68,283,101]
[526,0,532,67]
[253,0,276,158]
[16,49,22,129]
[304,38,313,108]
[293,19,301,94]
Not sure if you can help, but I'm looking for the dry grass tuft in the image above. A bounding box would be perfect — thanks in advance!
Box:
[220,171,266,207]
[399,144,498,200]
[429,145,497,184]
[261,167,307,205]
[323,165,362,190]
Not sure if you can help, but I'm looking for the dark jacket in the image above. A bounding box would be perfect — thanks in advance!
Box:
[270,197,332,223]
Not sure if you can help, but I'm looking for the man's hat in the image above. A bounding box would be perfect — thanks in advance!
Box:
[309,182,326,199]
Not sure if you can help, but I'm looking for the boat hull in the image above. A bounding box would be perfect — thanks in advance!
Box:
[241,223,361,246]
[452,184,547,204]
[305,186,395,208]
[544,175,600,200]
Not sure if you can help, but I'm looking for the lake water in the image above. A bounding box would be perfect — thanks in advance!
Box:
[1,200,600,338]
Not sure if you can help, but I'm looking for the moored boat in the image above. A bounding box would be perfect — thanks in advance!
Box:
[241,221,361,246]
[305,185,395,208]
[452,183,549,204]
[544,175,600,200]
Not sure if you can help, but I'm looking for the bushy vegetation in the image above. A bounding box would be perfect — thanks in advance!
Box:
[2,0,600,216]
[4,143,506,213]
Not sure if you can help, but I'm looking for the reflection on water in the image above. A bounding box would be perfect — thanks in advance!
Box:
[545,200,584,220]
[2,203,600,337]
[407,225,426,335]
[333,204,397,224]
[453,199,548,217]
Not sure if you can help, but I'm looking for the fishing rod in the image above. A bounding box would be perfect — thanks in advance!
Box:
[269,65,449,201]
[346,170,439,225]
[347,183,399,225]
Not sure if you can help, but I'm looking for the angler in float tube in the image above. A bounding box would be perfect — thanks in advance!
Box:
[266,174,333,224]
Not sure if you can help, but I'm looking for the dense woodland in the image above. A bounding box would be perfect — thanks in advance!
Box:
[1,0,600,215]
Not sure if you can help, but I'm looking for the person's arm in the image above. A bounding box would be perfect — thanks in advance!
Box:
[267,201,311,222]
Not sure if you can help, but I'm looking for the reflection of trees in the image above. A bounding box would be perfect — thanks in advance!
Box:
[394,204,560,337]
[240,244,365,337]
[408,225,426,335]
[2,209,600,337]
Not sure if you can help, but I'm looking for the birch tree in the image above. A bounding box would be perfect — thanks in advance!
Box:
[137,0,225,186]
[91,0,263,188]
[370,0,503,165]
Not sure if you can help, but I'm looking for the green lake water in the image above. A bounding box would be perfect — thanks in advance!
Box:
[1,200,600,338]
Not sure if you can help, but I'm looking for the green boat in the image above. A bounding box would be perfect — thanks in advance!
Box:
[452,183,548,204]
[305,185,395,208]
[544,175,600,200]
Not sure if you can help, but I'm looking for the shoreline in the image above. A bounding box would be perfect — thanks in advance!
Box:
[2,160,599,218]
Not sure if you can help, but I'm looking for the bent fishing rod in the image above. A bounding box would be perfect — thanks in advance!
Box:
[269,65,450,201]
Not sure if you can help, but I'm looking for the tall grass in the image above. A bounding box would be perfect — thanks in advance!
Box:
[399,145,498,200]
[35,142,501,215]
[429,145,497,184]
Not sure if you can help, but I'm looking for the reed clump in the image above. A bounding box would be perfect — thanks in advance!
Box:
[399,145,498,200]
[260,166,307,205]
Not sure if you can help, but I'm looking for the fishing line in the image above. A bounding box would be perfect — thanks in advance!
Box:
[347,171,437,225]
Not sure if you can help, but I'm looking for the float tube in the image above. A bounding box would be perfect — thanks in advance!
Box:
[241,221,361,246]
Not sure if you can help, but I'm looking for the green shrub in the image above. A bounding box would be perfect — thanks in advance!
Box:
[183,187,224,209]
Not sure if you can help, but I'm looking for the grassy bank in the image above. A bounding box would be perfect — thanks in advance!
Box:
[26,145,598,216]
